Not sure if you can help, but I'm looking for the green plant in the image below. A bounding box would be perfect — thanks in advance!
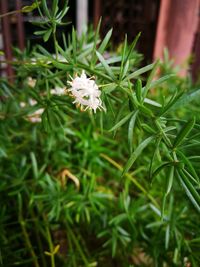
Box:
[0,1,200,266]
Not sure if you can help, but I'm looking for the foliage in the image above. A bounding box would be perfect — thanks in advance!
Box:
[0,1,200,266]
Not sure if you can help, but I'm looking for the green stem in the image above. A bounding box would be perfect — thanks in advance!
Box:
[155,119,172,148]
[0,10,21,18]
[66,224,90,266]
[67,229,77,267]
[30,210,47,267]
[45,226,56,267]
[20,220,40,267]
[53,30,58,60]
[18,194,39,267]
[100,153,160,208]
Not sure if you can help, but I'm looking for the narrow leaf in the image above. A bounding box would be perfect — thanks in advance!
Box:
[109,111,134,132]
[125,63,154,81]
[166,166,174,195]
[122,136,154,176]
[124,32,141,64]
[119,35,127,80]
[52,0,58,16]
[72,27,77,63]
[22,2,40,13]
[144,98,162,107]
[30,152,38,179]
[96,51,115,80]
[135,79,142,102]
[177,150,199,184]
[98,28,113,54]
[41,0,51,18]
[43,28,52,42]
[160,90,183,116]
[128,111,138,153]
[173,118,195,148]
[149,74,175,89]
[91,18,101,64]
[176,170,200,212]
[143,60,159,98]
[152,162,172,179]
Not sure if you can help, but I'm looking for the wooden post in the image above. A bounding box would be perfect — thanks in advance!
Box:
[76,0,88,36]
[0,0,14,82]
[93,0,101,28]
[16,0,25,51]
[154,0,199,76]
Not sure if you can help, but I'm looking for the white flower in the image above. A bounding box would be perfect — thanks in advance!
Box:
[50,86,66,96]
[27,108,44,123]
[27,77,36,88]
[19,99,44,123]
[29,98,37,106]
[68,71,104,113]
[20,102,26,108]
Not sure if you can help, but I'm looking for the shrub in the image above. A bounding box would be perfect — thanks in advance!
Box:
[0,1,200,266]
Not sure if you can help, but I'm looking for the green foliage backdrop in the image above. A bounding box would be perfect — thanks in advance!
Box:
[0,1,200,266]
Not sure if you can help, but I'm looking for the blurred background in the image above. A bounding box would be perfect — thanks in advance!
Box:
[0,0,200,81]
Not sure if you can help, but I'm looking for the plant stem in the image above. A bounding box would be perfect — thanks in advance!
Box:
[67,230,77,267]
[30,210,47,267]
[53,30,58,60]
[66,224,90,267]
[45,226,56,267]
[20,220,40,267]
[18,194,40,267]
[0,10,21,18]
[155,119,172,148]
[100,153,159,208]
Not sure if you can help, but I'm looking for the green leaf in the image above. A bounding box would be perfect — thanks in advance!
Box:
[152,162,172,179]
[177,150,199,184]
[173,88,200,110]
[121,60,129,80]
[34,30,48,36]
[141,123,156,134]
[143,60,159,99]
[138,104,154,117]
[52,0,58,16]
[165,225,170,249]
[125,63,154,81]
[96,51,115,80]
[109,111,134,132]
[173,118,195,148]
[166,166,174,195]
[78,62,112,81]
[119,35,128,81]
[22,2,41,13]
[56,0,69,20]
[41,0,51,18]
[98,28,113,54]
[149,74,175,90]
[56,43,70,61]
[135,79,142,102]
[161,193,167,220]
[149,137,161,179]
[72,27,77,63]
[176,170,200,212]
[160,90,184,116]
[52,61,73,71]
[122,136,154,176]
[112,236,117,258]
[144,98,162,107]
[91,18,101,64]
[43,28,52,42]
[30,152,38,179]
[124,32,141,64]
[128,111,138,153]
